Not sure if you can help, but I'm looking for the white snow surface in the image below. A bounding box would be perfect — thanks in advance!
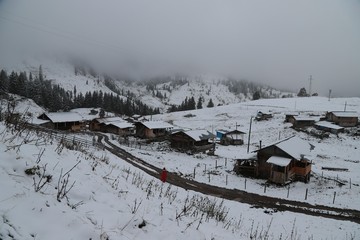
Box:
[1,96,360,239]
[274,136,313,160]
[42,112,84,123]
[315,121,344,130]
[140,121,174,130]
[331,111,359,118]
[182,129,214,141]
[267,156,292,167]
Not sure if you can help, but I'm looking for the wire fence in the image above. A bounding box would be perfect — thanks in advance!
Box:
[25,124,105,151]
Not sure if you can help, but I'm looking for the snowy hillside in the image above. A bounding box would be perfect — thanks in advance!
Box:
[1,96,360,239]
[0,57,294,113]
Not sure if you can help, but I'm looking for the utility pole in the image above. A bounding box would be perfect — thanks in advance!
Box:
[308,75,312,96]
[235,122,240,140]
[247,116,253,153]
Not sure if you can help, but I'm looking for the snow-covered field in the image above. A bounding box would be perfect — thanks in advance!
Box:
[1,96,360,239]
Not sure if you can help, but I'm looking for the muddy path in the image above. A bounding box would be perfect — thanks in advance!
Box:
[101,134,360,224]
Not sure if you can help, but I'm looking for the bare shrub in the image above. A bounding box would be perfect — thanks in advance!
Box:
[56,161,80,202]
[29,164,53,192]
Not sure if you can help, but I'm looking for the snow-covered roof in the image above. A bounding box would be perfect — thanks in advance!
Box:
[43,112,84,123]
[108,122,134,129]
[183,130,215,141]
[94,117,133,128]
[96,117,124,124]
[315,121,344,130]
[266,156,292,167]
[331,111,358,118]
[284,112,299,116]
[70,108,105,121]
[292,116,319,121]
[30,118,50,125]
[217,129,246,135]
[257,136,313,160]
[140,121,174,129]
[275,136,312,160]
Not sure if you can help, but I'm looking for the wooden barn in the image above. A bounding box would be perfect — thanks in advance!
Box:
[135,121,174,139]
[314,121,344,134]
[253,136,314,184]
[255,111,273,121]
[37,112,85,131]
[216,129,245,145]
[284,112,299,122]
[325,111,358,127]
[171,129,215,153]
[288,116,317,128]
[90,117,134,136]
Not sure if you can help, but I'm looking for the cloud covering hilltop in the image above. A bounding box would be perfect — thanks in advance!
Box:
[0,0,359,96]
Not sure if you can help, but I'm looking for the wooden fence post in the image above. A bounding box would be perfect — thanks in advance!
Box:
[264,184,267,193]
[287,185,290,198]
[226,175,228,186]
[208,172,210,183]
[225,158,227,167]
[215,160,218,168]
[305,188,308,200]
[193,168,196,178]
[350,178,352,189]
[245,178,247,190]
[333,192,336,204]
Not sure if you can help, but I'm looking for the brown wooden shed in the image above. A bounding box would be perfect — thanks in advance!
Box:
[325,111,358,127]
[135,121,174,139]
[171,129,215,153]
[254,136,314,184]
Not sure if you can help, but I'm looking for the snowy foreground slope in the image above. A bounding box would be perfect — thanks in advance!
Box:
[1,97,360,240]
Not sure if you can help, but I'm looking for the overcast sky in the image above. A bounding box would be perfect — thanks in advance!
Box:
[0,0,359,96]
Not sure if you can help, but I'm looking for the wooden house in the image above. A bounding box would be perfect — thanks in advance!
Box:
[233,154,258,177]
[284,112,299,122]
[135,121,174,139]
[325,111,358,127]
[254,136,314,184]
[255,111,273,121]
[314,121,344,134]
[171,130,215,153]
[37,112,85,131]
[216,129,245,145]
[90,117,134,136]
[288,116,317,128]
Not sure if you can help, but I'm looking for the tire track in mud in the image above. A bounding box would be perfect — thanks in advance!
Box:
[100,134,360,224]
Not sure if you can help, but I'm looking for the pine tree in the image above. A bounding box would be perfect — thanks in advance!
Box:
[39,65,44,82]
[0,69,9,93]
[17,72,27,96]
[8,71,18,94]
[188,96,196,110]
[297,87,308,97]
[197,97,203,109]
[99,108,105,118]
[207,98,214,108]
[253,91,261,100]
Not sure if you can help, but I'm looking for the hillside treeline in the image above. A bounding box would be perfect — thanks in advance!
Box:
[0,67,160,116]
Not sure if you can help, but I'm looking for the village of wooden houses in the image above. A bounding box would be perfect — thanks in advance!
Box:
[34,107,359,186]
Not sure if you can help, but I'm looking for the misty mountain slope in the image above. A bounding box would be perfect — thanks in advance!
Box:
[1,56,294,113]
[166,76,241,106]
[115,74,294,112]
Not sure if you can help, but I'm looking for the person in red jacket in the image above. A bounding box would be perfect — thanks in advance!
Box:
[160,167,167,183]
